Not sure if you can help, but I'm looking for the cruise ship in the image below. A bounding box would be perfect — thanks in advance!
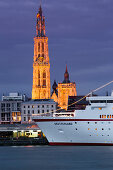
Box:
[33,93,113,145]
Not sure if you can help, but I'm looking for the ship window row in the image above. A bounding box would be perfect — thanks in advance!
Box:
[75,122,97,124]
[100,115,113,119]
[89,135,110,137]
[90,100,113,103]
[88,128,111,130]
[75,128,111,131]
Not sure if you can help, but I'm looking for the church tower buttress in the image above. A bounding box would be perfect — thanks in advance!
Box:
[32,6,50,99]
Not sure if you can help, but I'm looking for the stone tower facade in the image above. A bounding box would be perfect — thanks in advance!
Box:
[32,6,50,99]
[58,65,77,110]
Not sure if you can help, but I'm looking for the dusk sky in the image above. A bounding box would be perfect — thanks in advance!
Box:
[0,0,113,97]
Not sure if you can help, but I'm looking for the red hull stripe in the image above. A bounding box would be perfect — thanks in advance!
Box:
[33,119,113,122]
[49,142,113,146]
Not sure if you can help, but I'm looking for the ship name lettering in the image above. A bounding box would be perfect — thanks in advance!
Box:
[54,123,72,125]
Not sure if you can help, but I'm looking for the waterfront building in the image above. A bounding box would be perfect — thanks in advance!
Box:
[0,93,27,124]
[32,5,50,100]
[21,99,57,123]
[0,123,41,138]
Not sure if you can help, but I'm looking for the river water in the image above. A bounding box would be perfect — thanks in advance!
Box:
[0,146,113,170]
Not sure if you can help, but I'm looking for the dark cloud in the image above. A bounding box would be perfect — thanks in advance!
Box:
[0,0,113,97]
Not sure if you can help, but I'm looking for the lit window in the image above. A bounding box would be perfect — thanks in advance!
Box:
[88,128,90,130]
[110,115,111,118]
[107,115,109,118]
[38,70,40,78]
[38,43,40,52]
[99,108,102,110]
[42,42,44,52]
[43,71,46,78]
[32,105,34,108]
[112,115,113,118]
[95,128,97,130]
[43,80,46,86]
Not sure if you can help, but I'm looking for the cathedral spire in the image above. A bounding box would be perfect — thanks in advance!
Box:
[36,5,46,37]
[63,65,70,83]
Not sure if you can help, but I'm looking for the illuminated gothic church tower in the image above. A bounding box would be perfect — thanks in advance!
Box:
[32,6,50,99]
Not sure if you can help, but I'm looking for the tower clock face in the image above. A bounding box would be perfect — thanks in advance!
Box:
[38,56,44,62]
[36,55,44,62]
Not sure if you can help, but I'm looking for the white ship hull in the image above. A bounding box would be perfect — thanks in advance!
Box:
[34,118,113,145]
[33,95,113,145]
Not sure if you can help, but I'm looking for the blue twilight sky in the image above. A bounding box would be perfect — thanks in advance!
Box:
[0,0,113,97]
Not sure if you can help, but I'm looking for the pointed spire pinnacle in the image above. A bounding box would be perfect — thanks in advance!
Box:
[63,65,70,83]
[39,4,42,17]
[36,3,46,37]
[65,64,68,73]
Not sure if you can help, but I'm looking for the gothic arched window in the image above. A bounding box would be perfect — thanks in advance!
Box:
[42,42,44,52]
[43,71,46,78]
[38,70,40,78]
[38,71,40,86]
[38,43,40,52]
[43,80,46,86]
[43,90,46,97]
[42,54,44,58]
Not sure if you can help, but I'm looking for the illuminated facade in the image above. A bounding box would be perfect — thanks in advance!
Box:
[32,6,50,99]
[0,93,27,124]
[58,66,77,110]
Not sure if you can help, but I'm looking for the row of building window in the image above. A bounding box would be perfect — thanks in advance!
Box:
[100,115,113,119]
[1,103,21,108]
[23,105,54,109]
[24,109,54,114]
